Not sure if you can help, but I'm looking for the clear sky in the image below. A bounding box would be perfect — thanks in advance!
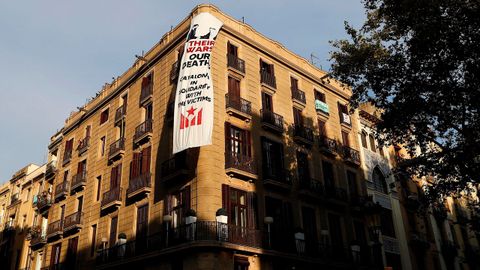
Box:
[0,1,365,183]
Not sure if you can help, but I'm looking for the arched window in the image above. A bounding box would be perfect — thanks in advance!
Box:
[369,134,376,152]
[372,167,388,194]
[361,131,368,149]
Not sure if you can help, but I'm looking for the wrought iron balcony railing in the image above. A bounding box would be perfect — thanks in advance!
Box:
[71,171,87,192]
[108,138,125,160]
[341,146,361,165]
[225,151,256,176]
[114,105,126,124]
[77,136,90,154]
[227,54,245,74]
[101,187,122,210]
[54,181,69,201]
[63,211,83,232]
[293,125,314,144]
[261,109,284,133]
[225,94,252,117]
[260,71,276,89]
[127,173,151,198]
[291,88,306,104]
[133,119,153,144]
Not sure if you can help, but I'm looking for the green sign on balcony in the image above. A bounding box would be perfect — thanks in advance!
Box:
[315,100,329,114]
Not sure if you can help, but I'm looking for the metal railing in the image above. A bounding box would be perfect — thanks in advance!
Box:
[161,152,188,179]
[263,167,292,185]
[77,136,90,154]
[225,94,252,115]
[293,125,314,143]
[54,181,69,199]
[71,171,87,191]
[62,150,72,165]
[261,109,284,132]
[299,178,325,196]
[108,138,125,158]
[318,136,338,153]
[46,220,63,238]
[260,71,276,88]
[342,146,361,165]
[63,211,83,231]
[291,88,306,104]
[36,192,52,211]
[128,173,151,196]
[133,119,153,142]
[170,61,179,82]
[101,187,122,208]
[45,160,57,178]
[10,193,20,205]
[325,185,348,201]
[140,82,153,104]
[225,151,256,175]
[227,54,245,73]
[114,105,126,123]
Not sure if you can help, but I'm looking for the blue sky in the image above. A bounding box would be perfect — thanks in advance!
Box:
[0,1,365,183]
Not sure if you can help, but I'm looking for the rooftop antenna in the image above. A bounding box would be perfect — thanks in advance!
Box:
[241,17,245,23]
[170,25,173,31]
[310,53,322,70]
[135,54,147,61]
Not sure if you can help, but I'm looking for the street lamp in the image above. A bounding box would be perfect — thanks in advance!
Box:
[264,216,273,248]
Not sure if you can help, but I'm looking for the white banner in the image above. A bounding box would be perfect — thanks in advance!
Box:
[173,12,223,154]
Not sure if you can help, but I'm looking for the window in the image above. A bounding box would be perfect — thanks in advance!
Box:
[338,103,350,125]
[261,92,273,112]
[380,210,396,237]
[227,42,238,56]
[95,176,102,202]
[130,146,151,179]
[100,109,109,125]
[165,186,190,228]
[77,159,87,176]
[65,237,78,269]
[136,204,149,250]
[90,224,97,256]
[64,138,74,160]
[228,76,241,101]
[234,257,249,270]
[261,137,284,180]
[222,185,256,228]
[110,164,122,189]
[296,151,310,181]
[315,90,329,114]
[225,123,251,158]
[26,188,31,202]
[361,132,368,149]
[118,120,126,139]
[50,243,62,267]
[302,207,318,254]
[318,119,326,137]
[322,161,335,188]
[369,134,376,152]
[109,216,118,248]
[265,196,293,249]
[77,196,83,212]
[260,60,274,75]
[99,136,106,157]
[293,107,303,127]
[372,167,388,194]
[122,94,128,108]
[347,170,358,197]
[314,90,326,102]
[63,170,69,183]
[341,131,350,146]
[290,77,299,90]
[145,103,153,121]
[260,60,275,87]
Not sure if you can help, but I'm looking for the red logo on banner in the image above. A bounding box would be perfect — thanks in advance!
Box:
[180,106,203,130]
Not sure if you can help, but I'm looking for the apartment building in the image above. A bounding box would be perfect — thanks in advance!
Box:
[0,163,46,270]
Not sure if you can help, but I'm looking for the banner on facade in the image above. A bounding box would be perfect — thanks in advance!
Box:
[173,12,223,154]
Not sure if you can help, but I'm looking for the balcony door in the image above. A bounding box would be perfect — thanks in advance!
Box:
[293,107,304,127]
[265,196,294,252]
[302,207,318,255]
[261,92,273,112]
[65,237,78,270]
[296,151,310,182]
[110,164,122,189]
[109,216,118,248]
[136,204,149,253]
[77,160,86,177]
[225,124,251,159]
[261,138,284,180]
[50,243,61,268]
[228,76,241,105]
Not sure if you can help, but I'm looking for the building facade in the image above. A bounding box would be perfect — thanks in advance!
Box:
[2,4,480,270]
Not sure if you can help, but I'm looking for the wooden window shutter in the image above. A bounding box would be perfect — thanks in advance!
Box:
[130,152,140,179]
[221,184,230,213]
[86,126,91,137]
[116,163,122,187]
[245,130,252,157]
[110,166,117,188]
[342,131,350,146]
[141,146,151,175]
[225,122,232,153]
[247,192,257,228]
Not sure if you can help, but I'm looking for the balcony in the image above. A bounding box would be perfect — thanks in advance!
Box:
[260,71,276,89]
[30,231,47,250]
[62,150,72,166]
[225,151,257,180]
[46,220,63,239]
[96,221,262,266]
[9,193,20,207]
[4,221,15,233]
[291,88,306,107]
[63,211,83,233]
[161,152,190,183]
[108,138,125,161]
[127,173,151,199]
[36,192,53,214]
[341,146,361,165]
[54,181,69,201]
[410,231,430,250]
[77,136,90,155]
[227,54,245,74]
[325,185,348,202]
[299,178,325,198]
[101,187,122,212]
[293,125,314,145]
[170,61,180,83]
[317,136,339,155]
[45,160,57,179]
[114,105,126,124]
[133,120,153,145]
[225,94,252,121]
[70,171,87,193]
[340,113,352,126]
[263,168,293,191]
[139,82,153,105]
[261,109,284,133]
